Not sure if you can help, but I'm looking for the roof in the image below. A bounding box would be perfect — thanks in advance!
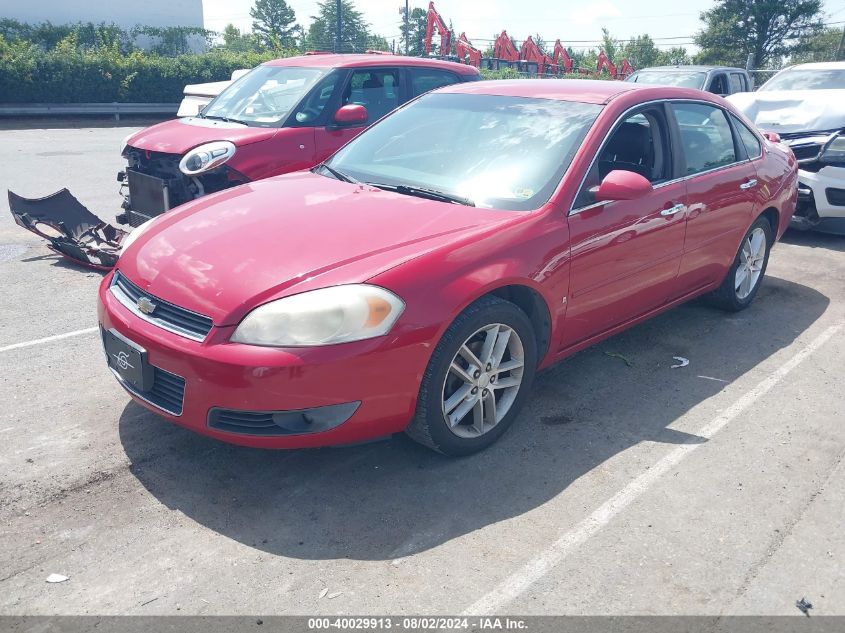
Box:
[634,65,748,73]
[437,78,718,105]
[786,61,845,70]
[264,54,479,75]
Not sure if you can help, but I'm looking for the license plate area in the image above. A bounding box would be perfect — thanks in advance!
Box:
[103,328,153,392]
[127,170,171,216]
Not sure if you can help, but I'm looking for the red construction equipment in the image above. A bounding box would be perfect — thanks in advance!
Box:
[493,30,519,62]
[519,36,556,74]
[455,32,482,67]
[421,3,634,79]
[596,50,618,78]
[424,1,452,56]
[551,39,573,74]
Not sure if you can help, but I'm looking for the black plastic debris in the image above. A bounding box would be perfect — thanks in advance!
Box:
[8,188,127,270]
[796,597,813,616]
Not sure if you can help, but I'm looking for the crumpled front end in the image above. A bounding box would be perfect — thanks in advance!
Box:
[781,130,845,234]
[117,146,249,227]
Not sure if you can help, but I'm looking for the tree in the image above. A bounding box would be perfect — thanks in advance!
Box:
[399,7,428,56]
[221,23,259,52]
[600,27,620,61]
[304,0,371,53]
[791,26,842,62]
[250,0,300,49]
[695,0,824,68]
[619,35,691,69]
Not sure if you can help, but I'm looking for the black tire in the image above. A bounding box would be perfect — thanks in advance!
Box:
[405,295,537,456]
[709,216,773,312]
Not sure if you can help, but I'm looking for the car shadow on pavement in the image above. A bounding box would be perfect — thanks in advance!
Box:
[118,276,829,561]
[781,229,845,252]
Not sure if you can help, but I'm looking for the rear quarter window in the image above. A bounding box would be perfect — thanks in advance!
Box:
[409,68,461,97]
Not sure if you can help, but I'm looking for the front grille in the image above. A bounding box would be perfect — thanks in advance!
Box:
[111,272,214,342]
[826,188,845,207]
[116,365,186,416]
[790,143,822,162]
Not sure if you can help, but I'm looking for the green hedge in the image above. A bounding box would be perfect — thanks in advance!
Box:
[0,38,281,103]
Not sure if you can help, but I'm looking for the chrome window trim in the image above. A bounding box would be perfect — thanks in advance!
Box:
[569,98,752,216]
[110,274,211,343]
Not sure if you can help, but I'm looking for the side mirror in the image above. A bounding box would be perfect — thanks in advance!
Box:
[761,130,781,143]
[594,170,653,202]
[333,104,368,126]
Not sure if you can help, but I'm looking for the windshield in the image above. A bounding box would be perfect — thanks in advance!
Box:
[628,71,707,89]
[761,68,845,91]
[324,93,602,211]
[202,65,326,126]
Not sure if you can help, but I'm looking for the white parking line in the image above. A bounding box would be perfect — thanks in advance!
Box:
[464,322,843,615]
[0,327,98,353]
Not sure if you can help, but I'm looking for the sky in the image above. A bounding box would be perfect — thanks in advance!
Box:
[203,0,845,53]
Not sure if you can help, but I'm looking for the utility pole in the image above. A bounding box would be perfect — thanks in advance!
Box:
[335,0,342,53]
[836,25,845,61]
[404,0,410,55]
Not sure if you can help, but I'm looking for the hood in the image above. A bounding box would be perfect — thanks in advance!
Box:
[727,90,845,134]
[118,172,516,324]
[125,117,277,155]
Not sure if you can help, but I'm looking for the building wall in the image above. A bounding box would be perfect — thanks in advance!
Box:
[0,0,204,29]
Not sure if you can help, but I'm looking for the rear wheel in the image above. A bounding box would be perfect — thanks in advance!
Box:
[710,216,773,311]
[406,296,537,456]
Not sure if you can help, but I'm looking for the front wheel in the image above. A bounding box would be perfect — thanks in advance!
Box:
[406,296,537,456]
[710,216,773,311]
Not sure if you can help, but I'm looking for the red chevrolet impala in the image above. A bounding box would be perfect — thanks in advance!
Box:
[99,79,797,455]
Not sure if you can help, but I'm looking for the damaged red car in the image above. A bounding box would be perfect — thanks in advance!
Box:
[99,79,797,455]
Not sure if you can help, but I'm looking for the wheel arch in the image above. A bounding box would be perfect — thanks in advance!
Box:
[451,282,554,367]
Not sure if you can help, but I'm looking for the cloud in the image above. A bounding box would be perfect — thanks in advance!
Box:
[571,1,622,26]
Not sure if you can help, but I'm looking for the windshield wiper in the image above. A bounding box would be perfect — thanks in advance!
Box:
[203,114,249,126]
[367,183,475,207]
[317,163,360,184]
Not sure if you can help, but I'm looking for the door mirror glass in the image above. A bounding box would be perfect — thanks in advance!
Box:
[334,104,368,125]
[594,170,653,202]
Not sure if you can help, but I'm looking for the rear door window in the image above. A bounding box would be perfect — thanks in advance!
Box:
[671,102,738,175]
[409,68,461,97]
[731,114,763,159]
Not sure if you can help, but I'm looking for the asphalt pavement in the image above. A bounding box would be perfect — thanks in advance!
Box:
[0,122,843,616]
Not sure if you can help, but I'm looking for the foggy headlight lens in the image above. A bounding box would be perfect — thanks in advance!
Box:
[179,141,236,175]
[231,285,405,347]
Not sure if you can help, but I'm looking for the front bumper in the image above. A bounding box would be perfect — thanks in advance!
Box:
[97,273,429,448]
[793,166,845,234]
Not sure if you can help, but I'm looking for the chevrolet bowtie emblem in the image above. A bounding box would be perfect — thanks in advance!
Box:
[137,296,156,315]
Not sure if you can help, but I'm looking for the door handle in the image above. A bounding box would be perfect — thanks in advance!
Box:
[660,203,686,216]
[739,179,758,190]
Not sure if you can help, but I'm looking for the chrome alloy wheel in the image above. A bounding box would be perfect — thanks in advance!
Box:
[735,227,767,300]
[441,323,525,438]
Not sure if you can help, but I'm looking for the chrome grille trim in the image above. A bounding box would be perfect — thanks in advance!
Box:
[110,272,213,342]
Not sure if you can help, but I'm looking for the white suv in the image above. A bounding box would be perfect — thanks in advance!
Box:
[728,61,845,235]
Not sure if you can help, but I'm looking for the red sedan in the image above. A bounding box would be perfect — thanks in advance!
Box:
[99,79,798,455]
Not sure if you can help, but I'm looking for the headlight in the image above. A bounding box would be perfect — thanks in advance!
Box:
[179,141,236,176]
[119,217,155,254]
[820,133,845,164]
[231,285,405,347]
[120,132,134,154]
